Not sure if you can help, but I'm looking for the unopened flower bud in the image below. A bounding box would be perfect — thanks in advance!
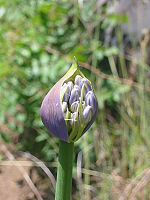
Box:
[82,105,93,122]
[61,84,71,102]
[71,101,79,112]
[80,78,91,94]
[40,58,98,142]
[85,91,97,113]
[67,81,74,91]
[69,87,80,105]
[75,75,82,86]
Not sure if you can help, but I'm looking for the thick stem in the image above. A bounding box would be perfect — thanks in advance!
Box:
[55,140,74,200]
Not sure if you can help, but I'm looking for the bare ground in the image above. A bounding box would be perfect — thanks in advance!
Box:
[0,142,55,200]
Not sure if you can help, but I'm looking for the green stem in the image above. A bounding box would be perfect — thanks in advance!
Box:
[55,140,74,200]
[83,134,90,200]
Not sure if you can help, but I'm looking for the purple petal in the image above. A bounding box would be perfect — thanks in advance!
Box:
[74,84,81,96]
[80,78,91,94]
[82,93,98,136]
[67,81,74,91]
[74,84,80,91]
[82,105,93,122]
[85,91,97,113]
[75,75,82,86]
[40,78,68,142]
[61,84,71,102]
[70,101,79,112]
[69,88,80,105]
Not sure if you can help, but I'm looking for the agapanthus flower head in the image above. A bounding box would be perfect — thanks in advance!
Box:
[40,58,98,142]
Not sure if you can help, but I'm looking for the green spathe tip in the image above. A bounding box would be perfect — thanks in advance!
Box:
[62,57,80,81]
[70,56,79,71]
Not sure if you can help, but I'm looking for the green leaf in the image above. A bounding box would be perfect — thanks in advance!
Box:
[0,132,10,143]
[36,134,48,142]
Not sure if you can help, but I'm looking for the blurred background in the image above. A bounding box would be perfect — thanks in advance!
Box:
[0,0,150,199]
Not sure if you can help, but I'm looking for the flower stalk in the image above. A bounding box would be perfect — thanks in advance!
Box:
[40,58,98,200]
[55,140,74,200]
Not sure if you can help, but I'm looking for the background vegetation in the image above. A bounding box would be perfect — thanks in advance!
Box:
[0,0,150,199]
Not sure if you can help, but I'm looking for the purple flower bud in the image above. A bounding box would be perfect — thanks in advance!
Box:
[74,84,81,96]
[85,91,97,113]
[71,101,79,112]
[61,84,71,102]
[67,81,74,91]
[69,87,80,105]
[75,75,82,86]
[80,78,91,94]
[82,105,93,123]
[40,58,98,143]
[74,84,80,91]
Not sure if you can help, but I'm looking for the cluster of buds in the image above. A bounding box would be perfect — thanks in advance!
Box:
[61,75,97,142]
[40,59,98,143]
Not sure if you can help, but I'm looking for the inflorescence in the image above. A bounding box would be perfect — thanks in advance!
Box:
[60,75,97,141]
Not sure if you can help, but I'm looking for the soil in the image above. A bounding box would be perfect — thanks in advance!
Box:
[0,165,33,200]
[0,141,55,200]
